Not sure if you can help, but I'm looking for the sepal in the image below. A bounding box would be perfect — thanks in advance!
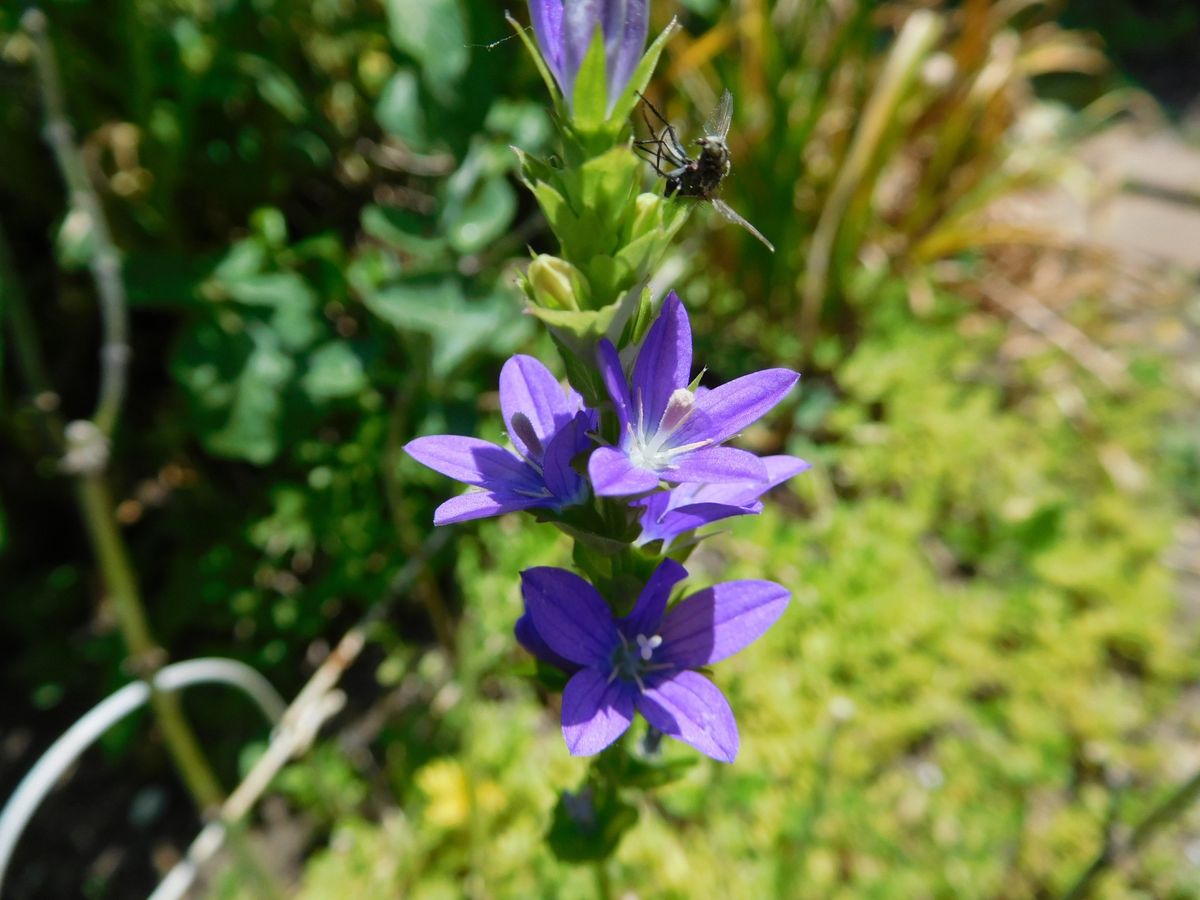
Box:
[605,17,679,129]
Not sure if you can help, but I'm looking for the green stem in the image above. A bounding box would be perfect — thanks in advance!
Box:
[74,473,224,809]
[1064,768,1200,900]
[594,860,613,900]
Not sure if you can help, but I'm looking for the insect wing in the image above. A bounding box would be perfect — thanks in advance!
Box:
[711,198,775,253]
[704,89,734,140]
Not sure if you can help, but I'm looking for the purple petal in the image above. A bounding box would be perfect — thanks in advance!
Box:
[541,411,591,503]
[660,580,790,667]
[405,435,531,488]
[500,354,578,460]
[674,369,800,447]
[521,567,617,666]
[562,0,603,99]
[433,492,543,525]
[638,501,759,546]
[763,453,812,484]
[562,668,636,756]
[637,670,739,763]
[588,446,660,496]
[669,454,812,510]
[606,0,648,109]
[664,446,767,485]
[618,558,688,637]
[631,293,691,433]
[515,612,579,672]
[528,0,565,81]
[596,339,631,436]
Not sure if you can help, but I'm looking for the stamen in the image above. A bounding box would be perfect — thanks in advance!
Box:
[660,437,713,461]
[636,633,663,661]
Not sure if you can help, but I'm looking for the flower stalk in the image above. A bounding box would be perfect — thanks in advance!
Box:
[402,0,812,864]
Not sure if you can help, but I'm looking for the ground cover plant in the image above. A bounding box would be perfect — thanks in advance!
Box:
[1,1,1198,898]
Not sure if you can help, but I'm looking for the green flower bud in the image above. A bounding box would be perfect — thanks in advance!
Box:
[528,255,588,311]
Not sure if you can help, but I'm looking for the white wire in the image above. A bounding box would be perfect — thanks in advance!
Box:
[0,658,285,891]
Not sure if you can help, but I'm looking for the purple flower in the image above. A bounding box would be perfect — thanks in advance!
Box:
[528,0,648,113]
[518,559,790,762]
[634,455,812,548]
[405,355,594,525]
[588,292,800,497]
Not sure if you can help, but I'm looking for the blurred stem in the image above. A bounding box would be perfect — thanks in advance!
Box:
[774,711,844,896]
[1064,768,1200,900]
[2,244,225,810]
[383,369,457,654]
[74,474,224,809]
[594,861,613,900]
[119,0,153,127]
[8,13,227,816]
[23,8,131,438]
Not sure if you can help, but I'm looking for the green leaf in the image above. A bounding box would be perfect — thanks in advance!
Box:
[608,17,680,127]
[505,11,564,114]
[550,330,604,407]
[530,181,575,238]
[571,27,609,132]
[375,69,427,147]
[530,283,645,358]
[360,206,447,260]
[361,278,530,376]
[546,785,639,863]
[250,207,288,249]
[177,322,293,465]
[447,177,517,254]
[301,342,366,402]
[210,333,291,463]
[236,54,307,123]
[485,99,553,153]
[224,272,321,351]
[212,239,267,283]
[386,0,468,103]
[593,743,699,789]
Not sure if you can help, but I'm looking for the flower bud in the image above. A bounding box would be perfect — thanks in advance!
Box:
[527,255,587,311]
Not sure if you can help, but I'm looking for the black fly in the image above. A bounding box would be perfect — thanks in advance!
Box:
[634,89,775,253]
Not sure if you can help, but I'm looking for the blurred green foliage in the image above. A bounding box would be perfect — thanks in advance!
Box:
[1,0,1197,898]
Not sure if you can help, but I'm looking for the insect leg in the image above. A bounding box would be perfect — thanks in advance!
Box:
[636,91,690,168]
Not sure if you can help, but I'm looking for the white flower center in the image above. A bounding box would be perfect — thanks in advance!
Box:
[609,631,671,692]
[626,387,711,472]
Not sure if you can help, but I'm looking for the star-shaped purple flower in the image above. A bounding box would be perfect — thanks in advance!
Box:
[518,559,790,762]
[634,454,812,548]
[588,292,800,497]
[405,355,594,525]
[528,0,648,113]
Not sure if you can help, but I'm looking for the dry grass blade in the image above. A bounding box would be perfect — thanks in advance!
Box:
[980,274,1132,391]
[799,10,945,353]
